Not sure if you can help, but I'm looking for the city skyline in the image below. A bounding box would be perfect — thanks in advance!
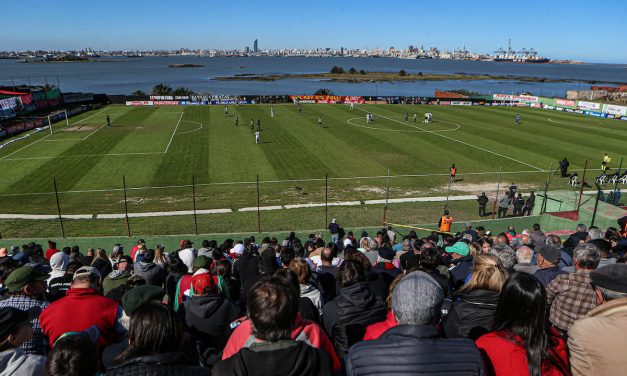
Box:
[3,0,627,63]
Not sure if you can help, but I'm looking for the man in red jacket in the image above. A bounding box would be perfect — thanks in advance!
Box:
[40,266,126,348]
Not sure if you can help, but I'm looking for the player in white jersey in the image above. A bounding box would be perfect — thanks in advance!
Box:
[270,106,274,117]
[255,131,261,144]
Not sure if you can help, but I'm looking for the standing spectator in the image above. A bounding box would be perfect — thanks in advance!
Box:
[513,193,525,216]
[46,331,100,376]
[328,218,340,244]
[40,266,126,349]
[477,192,489,217]
[213,275,333,376]
[345,271,484,376]
[0,265,49,355]
[443,254,506,340]
[232,246,259,296]
[322,261,387,358]
[0,307,47,375]
[476,273,570,376]
[134,249,166,287]
[546,243,600,335]
[523,191,536,216]
[107,302,208,375]
[533,246,567,288]
[498,195,509,218]
[514,246,539,274]
[438,210,453,233]
[178,240,196,273]
[568,264,627,375]
[196,240,212,258]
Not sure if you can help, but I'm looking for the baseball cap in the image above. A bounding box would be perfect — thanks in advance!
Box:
[73,266,102,281]
[179,239,193,248]
[114,255,133,268]
[4,265,50,292]
[121,285,165,315]
[537,245,561,265]
[0,307,41,341]
[590,264,627,293]
[445,242,470,257]
[192,273,216,294]
[54,325,100,346]
[378,247,396,260]
[111,244,123,255]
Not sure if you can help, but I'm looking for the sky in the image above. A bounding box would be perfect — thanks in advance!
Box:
[3,0,626,63]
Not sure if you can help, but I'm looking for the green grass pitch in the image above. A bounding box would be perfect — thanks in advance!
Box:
[0,103,624,237]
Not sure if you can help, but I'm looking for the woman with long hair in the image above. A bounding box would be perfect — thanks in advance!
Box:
[478,238,494,254]
[476,273,570,376]
[443,254,506,339]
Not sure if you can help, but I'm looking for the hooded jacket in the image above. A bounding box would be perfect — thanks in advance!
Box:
[322,281,387,358]
[0,348,46,376]
[300,284,323,316]
[443,288,500,340]
[47,252,68,285]
[179,292,239,351]
[133,261,166,287]
[105,351,208,376]
[103,270,132,296]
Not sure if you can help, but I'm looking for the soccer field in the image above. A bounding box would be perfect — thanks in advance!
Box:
[0,103,624,237]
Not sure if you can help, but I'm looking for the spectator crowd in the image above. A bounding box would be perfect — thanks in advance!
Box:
[1,215,627,375]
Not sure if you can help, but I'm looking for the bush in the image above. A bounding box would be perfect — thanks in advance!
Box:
[418,72,423,76]
[359,69,366,75]
[330,66,345,74]
[399,70,407,76]
[348,67,357,74]
[314,88,334,95]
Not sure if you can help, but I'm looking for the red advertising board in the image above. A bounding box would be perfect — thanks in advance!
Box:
[289,95,364,104]
[152,101,179,106]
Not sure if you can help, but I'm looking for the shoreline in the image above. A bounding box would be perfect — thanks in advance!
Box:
[214,72,625,85]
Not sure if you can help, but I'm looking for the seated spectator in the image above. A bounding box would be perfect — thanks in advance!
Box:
[568,264,627,375]
[363,273,404,340]
[103,256,133,296]
[91,256,113,282]
[45,240,59,260]
[213,259,240,302]
[0,258,19,300]
[410,243,452,297]
[372,247,400,288]
[178,240,196,273]
[529,223,546,247]
[315,246,339,302]
[106,274,146,303]
[174,256,212,311]
[533,245,567,288]
[345,271,484,375]
[322,260,387,358]
[545,235,573,269]
[491,244,516,275]
[46,330,100,376]
[47,252,69,286]
[478,237,493,254]
[443,254,506,340]
[81,248,95,266]
[178,272,238,363]
[289,259,323,316]
[108,245,123,267]
[563,224,588,254]
[514,246,539,274]
[107,302,208,375]
[134,249,166,287]
[0,265,50,355]
[40,266,126,348]
[0,307,46,375]
[213,274,334,376]
[445,241,473,288]
[69,246,83,264]
[546,243,600,335]
[48,260,83,302]
[476,273,570,375]
[153,244,170,270]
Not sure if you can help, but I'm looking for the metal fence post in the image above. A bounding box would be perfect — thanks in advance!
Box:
[325,173,328,228]
[53,177,65,238]
[256,174,261,233]
[122,176,131,237]
[491,165,503,220]
[383,169,391,225]
[576,160,588,216]
[192,175,198,235]
[591,184,602,228]
[612,157,623,203]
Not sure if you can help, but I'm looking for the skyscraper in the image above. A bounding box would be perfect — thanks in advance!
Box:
[253,39,258,53]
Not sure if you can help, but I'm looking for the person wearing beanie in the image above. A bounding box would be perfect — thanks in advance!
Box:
[47,252,69,286]
[0,307,46,375]
[568,264,627,375]
[372,247,400,289]
[345,271,483,375]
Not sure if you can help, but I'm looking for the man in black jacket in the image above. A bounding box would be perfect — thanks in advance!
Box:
[322,261,386,359]
[212,274,333,376]
[345,271,484,376]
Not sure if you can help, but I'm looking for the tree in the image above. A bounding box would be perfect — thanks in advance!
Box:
[399,70,407,76]
[132,90,146,96]
[348,67,357,74]
[330,66,345,74]
[152,83,173,96]
[172,87,196,96]
[359,69,366,75]
[314,88,334,95]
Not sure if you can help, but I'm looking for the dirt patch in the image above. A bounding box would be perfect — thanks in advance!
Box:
[442,182,500,194]
[353,186,386,195]
[61,125,98,132]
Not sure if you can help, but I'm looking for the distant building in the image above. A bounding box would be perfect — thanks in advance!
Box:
[253,39,258,53]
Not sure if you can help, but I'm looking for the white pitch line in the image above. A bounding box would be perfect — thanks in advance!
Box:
[81,123,108,140]
[359,108,544,171]
[164,112,185,154]
[175,120,204,135]
[0,133,52,160]
[43,138,84,142]
[547,118,627,132]
[67,108,109,127]
[346,117,460,133]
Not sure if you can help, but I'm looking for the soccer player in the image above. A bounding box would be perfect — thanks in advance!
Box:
[270,106,274,117]
[255,131,261,144]
[235,115,239,126]
[428,112,433,123]
[424,113,429,123]
[106,115,111,127]
[298,103,302,115]
[602,153,611,172]
[350,102,354,110]
[318,116,323,128]
[413,113,417,123]
[250,118,254,131]
[515,114,520,125]
[224,106,229,117]
[404,112,409,122]
[256,119,261,131]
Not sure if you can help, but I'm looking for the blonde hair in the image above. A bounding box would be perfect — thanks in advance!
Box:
[458,254,506,293]
[468,242,480,257]
[359,238,370,250]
